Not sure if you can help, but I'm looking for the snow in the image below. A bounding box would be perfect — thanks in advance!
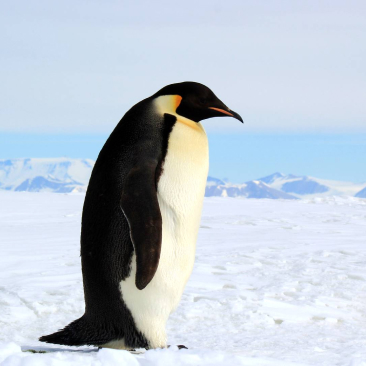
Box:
[0,191,366,365]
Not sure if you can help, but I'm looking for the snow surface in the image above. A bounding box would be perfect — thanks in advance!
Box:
[0,192,366,365]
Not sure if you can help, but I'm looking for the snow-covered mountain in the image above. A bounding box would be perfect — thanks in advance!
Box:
[1,159,365,199]
[0,159,298,199]
[258,172,366,199]
[0,158,94,193]
[205,173,366,200]
[355,186,366,198]
[205,177,298,199]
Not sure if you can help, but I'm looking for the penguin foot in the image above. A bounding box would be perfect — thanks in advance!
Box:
[168,345,188,350]
[177,345,188,350]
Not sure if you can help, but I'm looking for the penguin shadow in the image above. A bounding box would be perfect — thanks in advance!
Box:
[21,345,99,354]
[21,344,188,354]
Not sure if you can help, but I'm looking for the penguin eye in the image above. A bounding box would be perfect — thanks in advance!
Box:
[199,98,207,105]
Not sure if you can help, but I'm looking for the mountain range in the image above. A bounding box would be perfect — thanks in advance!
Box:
[0,158,93,193]
[0,158,365,199]
[207,172,366,199]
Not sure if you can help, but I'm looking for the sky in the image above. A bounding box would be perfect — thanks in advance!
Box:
[1,1,365,182]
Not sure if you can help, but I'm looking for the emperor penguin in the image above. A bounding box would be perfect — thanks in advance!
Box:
[39,82,243,350]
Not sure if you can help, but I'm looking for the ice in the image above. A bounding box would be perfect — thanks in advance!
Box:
[0,191,365,365]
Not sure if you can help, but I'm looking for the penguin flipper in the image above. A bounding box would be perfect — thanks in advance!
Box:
[120,158,162,290]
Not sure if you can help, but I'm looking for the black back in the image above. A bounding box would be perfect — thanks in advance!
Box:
[40,95,176,348]
[82,96,175,346]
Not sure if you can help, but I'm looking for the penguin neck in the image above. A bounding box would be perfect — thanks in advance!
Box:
[153,95,203,131]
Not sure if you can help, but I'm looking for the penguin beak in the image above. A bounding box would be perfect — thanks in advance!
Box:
[209,107,244,123]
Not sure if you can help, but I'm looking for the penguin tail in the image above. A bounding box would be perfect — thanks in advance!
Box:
[39,315,111,347]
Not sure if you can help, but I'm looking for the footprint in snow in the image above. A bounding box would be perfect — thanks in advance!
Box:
[213,265,226,271]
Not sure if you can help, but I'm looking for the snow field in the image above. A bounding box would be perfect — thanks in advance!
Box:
[0,192,365,365]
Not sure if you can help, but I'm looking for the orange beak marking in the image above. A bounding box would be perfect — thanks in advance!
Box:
[209,107,234,117]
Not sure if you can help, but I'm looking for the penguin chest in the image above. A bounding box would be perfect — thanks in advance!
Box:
[119,119,208,348]
[156,119,209,289]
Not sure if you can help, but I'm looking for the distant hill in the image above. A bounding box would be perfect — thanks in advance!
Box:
[0,159,365,199]
[205,178,298,199]
[258,172,366,198]
[355,186,366,198]
[0,158,93,193]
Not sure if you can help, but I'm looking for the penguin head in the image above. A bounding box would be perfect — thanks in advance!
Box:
[153,82,243,123]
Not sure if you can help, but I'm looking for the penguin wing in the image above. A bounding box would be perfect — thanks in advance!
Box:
[120,158,162,290]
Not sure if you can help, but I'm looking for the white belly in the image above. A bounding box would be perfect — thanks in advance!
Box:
[119,118,209,348]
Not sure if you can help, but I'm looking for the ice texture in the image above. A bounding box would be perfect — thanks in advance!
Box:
[0,192,365,365]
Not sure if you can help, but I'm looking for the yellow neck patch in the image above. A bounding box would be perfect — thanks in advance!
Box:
[154,95,202,131]
[155,95,182,114]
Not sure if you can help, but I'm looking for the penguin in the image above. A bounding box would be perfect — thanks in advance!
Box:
[39,82,243,350]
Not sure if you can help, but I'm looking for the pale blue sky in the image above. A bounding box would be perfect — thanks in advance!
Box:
[1,1,365,182]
